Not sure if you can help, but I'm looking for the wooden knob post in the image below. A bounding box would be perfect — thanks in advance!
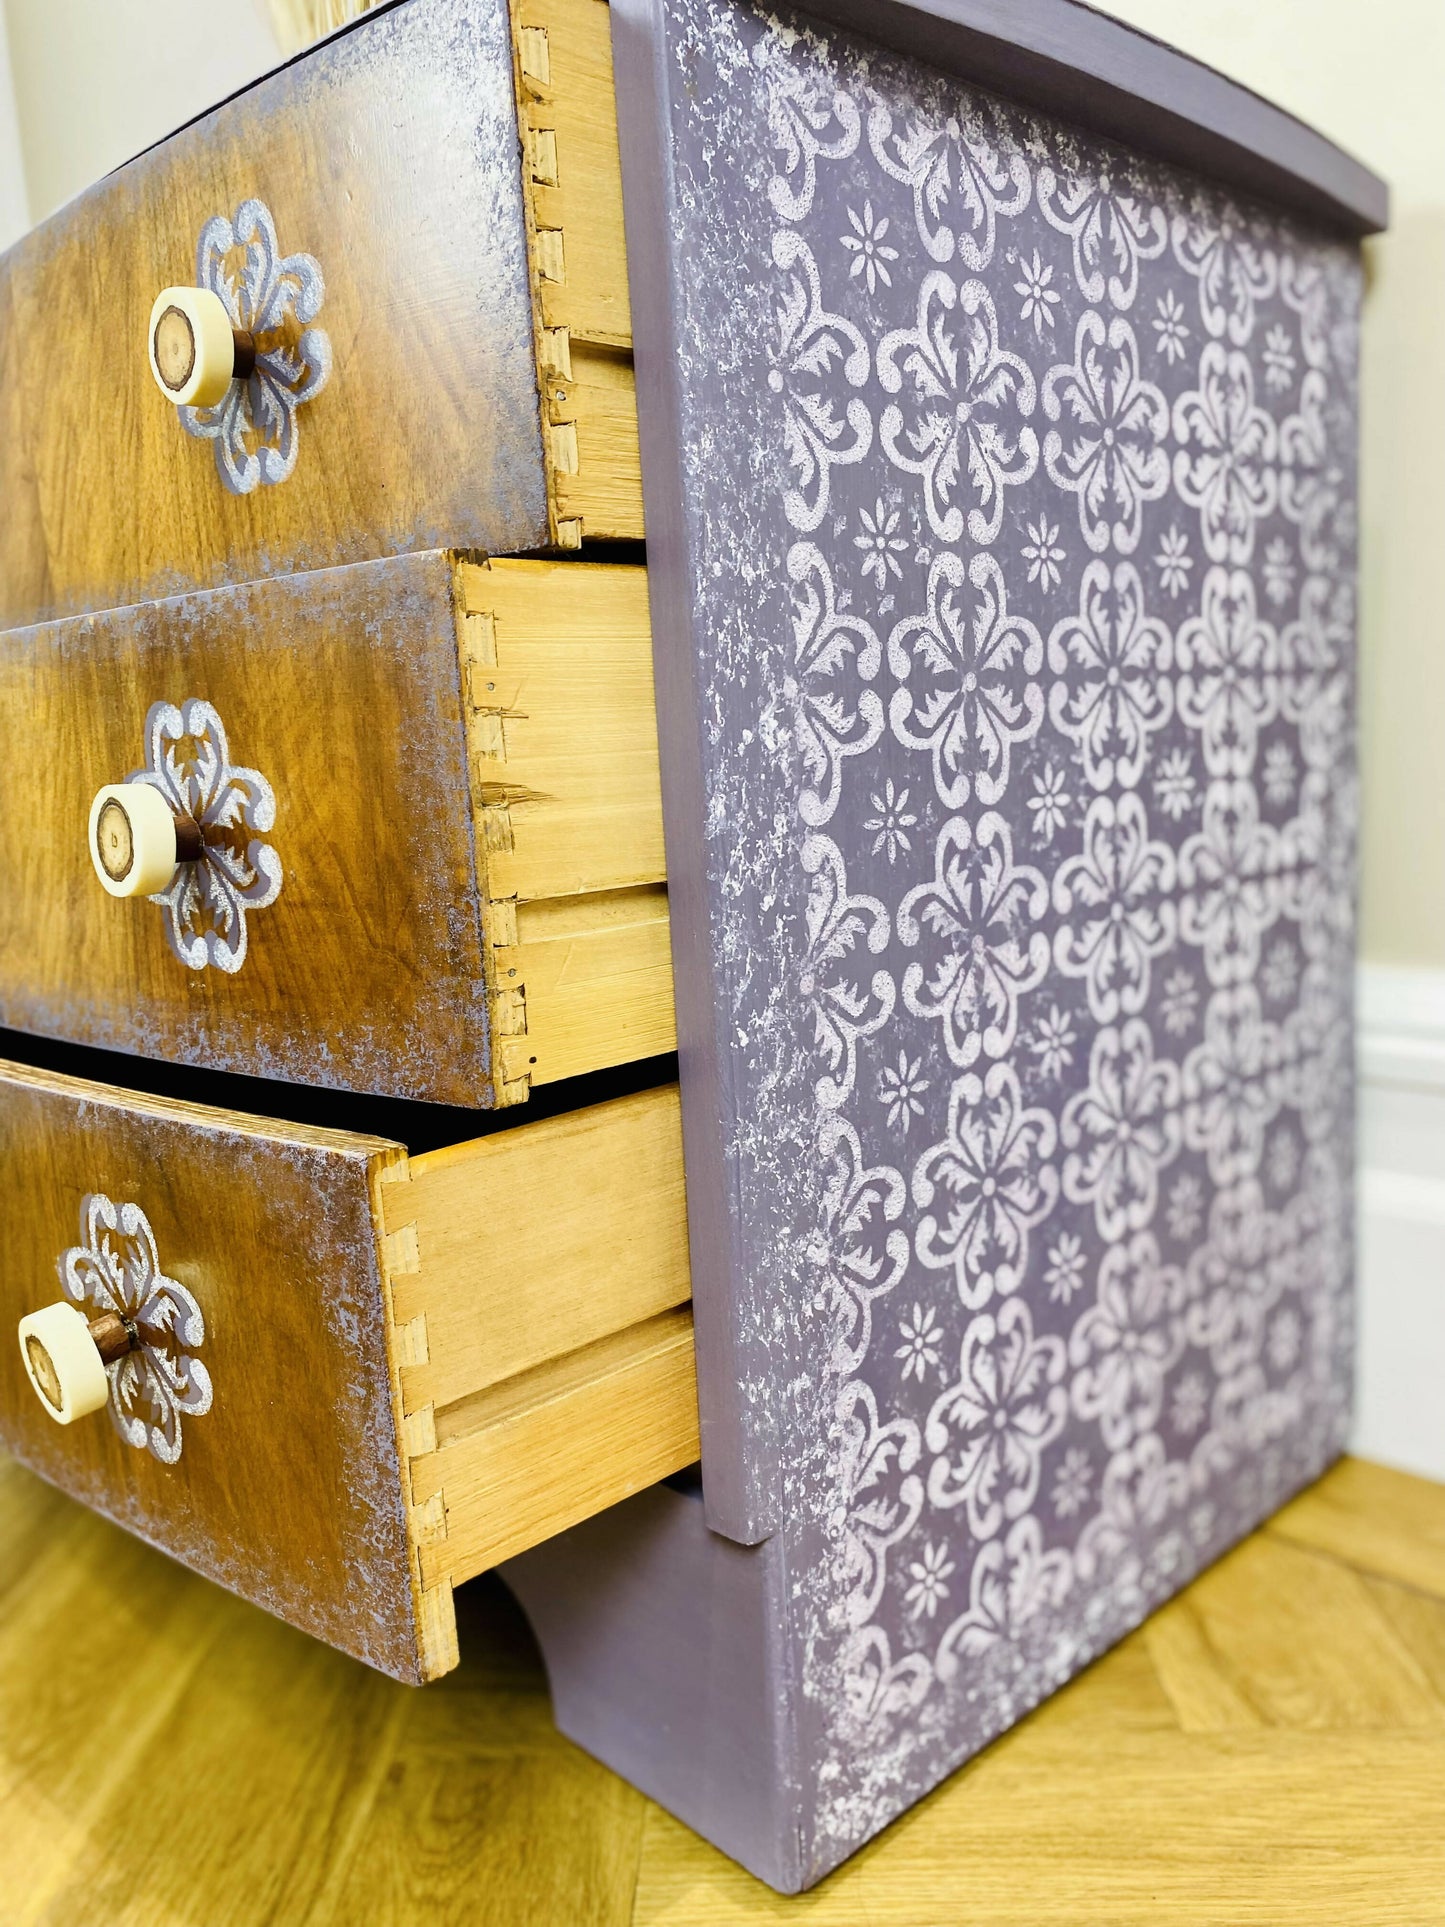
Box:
[147,285,255,409]
[17,1302,137,1426]
[88,782,203,898]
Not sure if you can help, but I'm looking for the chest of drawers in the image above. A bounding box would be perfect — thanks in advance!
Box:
[0,0,1389,1896]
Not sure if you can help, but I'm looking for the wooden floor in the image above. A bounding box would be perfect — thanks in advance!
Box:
[3,1456,1445,1923]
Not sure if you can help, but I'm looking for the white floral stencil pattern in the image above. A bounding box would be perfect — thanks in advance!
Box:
[131,699,282,973]
[59,1195,212,1465]
[179,198,331,495]
[658,0,1361,1878]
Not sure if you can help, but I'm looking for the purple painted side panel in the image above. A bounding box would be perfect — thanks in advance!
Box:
[612,0,1368,1890]
[612,0,781,1550]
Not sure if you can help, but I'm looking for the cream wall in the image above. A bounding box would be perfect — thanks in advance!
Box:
[0,3,27,250]
[1,0,279,226]
[1093,0,1445,965]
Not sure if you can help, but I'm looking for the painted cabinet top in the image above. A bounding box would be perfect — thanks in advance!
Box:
[763,0,1387,237]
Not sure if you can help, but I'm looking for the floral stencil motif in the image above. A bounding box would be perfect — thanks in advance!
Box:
[812,1117,909,1374]
[1182,984,1282,1186]
[643,0,1363,1851]
[1173,344,1278,564]
[898,812,1049,1068]
[868,101,1030,269]
[776,544,884,824]
[1177,568,1280,778]
[935,1514,1072,1666]
[925,1296,1067,1537]
[913,1061,1058,1308]
[1053,792,1177,1021]
[759,32,863,221]
[1042,312,1169,554]
[1037,164,1167,309]
[59,1195,212,1465]
[878,273,1038,544]
[800,835,895,1109]
[1069,1232,1185,1449]
[888,550,1043,807]
[836,1379,924,1625]
[1178,780,1282,987]
[179,198,330,495]
[1048,559,1173,791]
[1061,1020,1182,1241]
[1172,206,1278,345]
[771,231,874,531]
[1279,369,1353,575]
[131,699,282,974]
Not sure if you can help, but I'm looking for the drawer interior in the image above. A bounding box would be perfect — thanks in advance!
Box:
[461,556,674,1103]
[0,550,673,1109]
[511,0,641,548]
[380,1084,697,1677]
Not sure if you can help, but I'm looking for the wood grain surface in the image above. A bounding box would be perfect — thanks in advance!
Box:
[0,1055,422,1681]
[381,1083,698,1615]
[514,0,644,548]
[385,1087,690,1414]
[0,1453,1439,1922]
[0,549,674,1108]
[0,0,642,630]
[0,553,495,1107]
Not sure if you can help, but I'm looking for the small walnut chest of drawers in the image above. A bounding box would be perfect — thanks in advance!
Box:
[0,0,1390,1896]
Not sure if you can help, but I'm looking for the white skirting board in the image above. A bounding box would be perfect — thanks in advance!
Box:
[1356,963,1445,1482]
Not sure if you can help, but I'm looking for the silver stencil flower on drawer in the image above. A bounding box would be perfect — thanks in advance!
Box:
[179,197,331,494]
[131,697,282,973]
[59,1194,213,1465]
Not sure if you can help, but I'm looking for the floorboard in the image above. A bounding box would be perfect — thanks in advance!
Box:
[1,1455,1442,1924]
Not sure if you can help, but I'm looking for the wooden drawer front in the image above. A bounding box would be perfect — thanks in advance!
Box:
[0,0,638,632]
[0,550,673,1107]
[0,1060,696,1683]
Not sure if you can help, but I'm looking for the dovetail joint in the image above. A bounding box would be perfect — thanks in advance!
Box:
[460,583,534,1107]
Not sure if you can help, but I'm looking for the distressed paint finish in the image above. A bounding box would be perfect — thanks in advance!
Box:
[0,1059,425,1681]
[0,0,546,629]
[0,552,495,1107]
[618,0,1364,1884]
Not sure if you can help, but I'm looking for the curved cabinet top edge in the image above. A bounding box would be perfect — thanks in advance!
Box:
[790,0,1387,236]
[22,0,1385,253]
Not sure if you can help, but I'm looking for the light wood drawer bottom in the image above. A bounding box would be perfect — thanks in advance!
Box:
[0,1056,695,1684]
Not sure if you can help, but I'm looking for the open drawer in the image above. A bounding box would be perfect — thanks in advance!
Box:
[0,548,673,1108]
[0,1055,695,1683]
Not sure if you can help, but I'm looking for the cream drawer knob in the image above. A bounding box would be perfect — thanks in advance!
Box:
[18,1302,137,1425]
[88,782,203,898]
[147,285,256,409]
